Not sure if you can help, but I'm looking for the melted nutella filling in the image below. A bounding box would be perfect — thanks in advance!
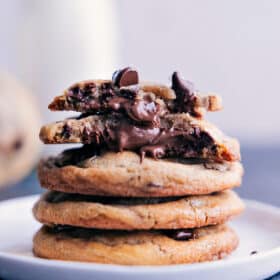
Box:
[62,114,216,160]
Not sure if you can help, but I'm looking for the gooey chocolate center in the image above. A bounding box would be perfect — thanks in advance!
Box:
[62,114,216,160]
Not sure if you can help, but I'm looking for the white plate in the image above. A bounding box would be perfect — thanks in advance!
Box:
[0,195,279,280]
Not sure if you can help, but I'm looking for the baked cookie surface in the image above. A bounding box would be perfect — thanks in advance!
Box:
[38,149,243,197]
[33,190,244,230]
[33,224,238,265]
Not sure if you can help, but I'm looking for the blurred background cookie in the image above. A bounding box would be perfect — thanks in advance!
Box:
[0,71,41,188]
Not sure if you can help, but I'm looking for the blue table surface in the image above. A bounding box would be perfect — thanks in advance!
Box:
[0,146,279,279]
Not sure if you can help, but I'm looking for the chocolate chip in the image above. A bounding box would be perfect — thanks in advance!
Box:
[146,183,162,188]
[99,81,114,98]
[61,124,71,139]
[250,250,258,255]
[13,138,23,150]
[171,72,194,94]
[83,82,96,93]
[164,229,195,241]
[68,83,96,103]
[112,67,139,87]
[71,86,80,95]
[119,87,138,99]
[82,126,93,144]
[171,72,198,116]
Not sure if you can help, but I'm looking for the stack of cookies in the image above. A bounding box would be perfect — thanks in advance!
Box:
[33,67,244,265]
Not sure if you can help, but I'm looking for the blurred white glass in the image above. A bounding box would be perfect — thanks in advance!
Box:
[1,0,120,123]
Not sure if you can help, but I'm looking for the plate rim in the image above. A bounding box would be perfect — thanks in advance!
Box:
[0,195,280,273]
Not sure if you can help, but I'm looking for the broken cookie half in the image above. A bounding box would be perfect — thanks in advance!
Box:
[40,113,240,162]
[48,68,222,122]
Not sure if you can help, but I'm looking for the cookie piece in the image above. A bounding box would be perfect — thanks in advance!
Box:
[48,68,222,120]
[38,149,243,196]
[33,224,238,265]
[0,71,41,187]
[40,113,240,162]
[33,190,244,230]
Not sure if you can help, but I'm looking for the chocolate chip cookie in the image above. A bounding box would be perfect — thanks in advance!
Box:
[33,224,238,265]
[0,71,41,187]
[38,149,243,197]
[33,67,244,265]
[33,190,244,230]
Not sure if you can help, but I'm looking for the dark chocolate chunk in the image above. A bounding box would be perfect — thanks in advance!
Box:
[119,87,138,99]
[171,72,198,116]
[112,67,139,87]
[146,183,163,188]
[68,82,97,102]
[172,72,194,92]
